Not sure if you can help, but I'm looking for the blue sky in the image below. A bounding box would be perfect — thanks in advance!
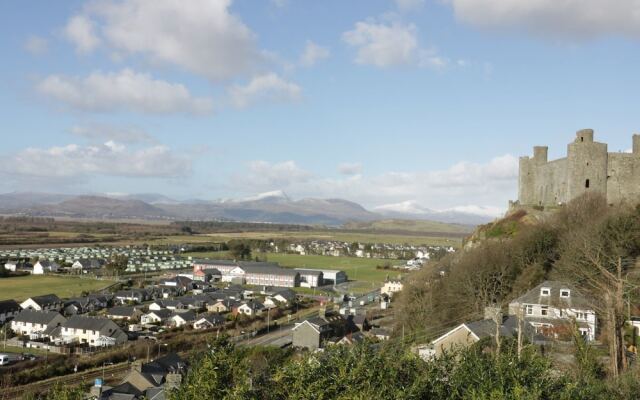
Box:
[1,0,639,215]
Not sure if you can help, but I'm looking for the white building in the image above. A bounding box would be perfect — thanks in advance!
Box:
[508,281,597,341]
[11,310,66,338]
[381,281,404,297]
[33,260,60,275]
[294,269,324,288]
[54,316,128,346]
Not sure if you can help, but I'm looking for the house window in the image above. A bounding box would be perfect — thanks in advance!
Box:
[540,288,550,296]
[560,290,570,298]
[526,305,533,315]
[585,179,590,189]
[541,306,549,316]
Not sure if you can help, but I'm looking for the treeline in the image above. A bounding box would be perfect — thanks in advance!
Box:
[395,193,640,377]
[173,221,315,233]
[43,337,640,400]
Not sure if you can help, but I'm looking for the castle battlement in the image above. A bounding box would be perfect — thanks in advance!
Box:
[518,129,640,207]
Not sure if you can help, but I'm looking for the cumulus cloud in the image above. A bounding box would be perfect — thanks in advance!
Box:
[0,142,191,180]
[70,123,155,144]
[78,0,257,81]
[448,0,640,39]
[64,15,101,53]
[342,19,418,67]
[24,35,48,55]
[236,160,313,191]
[342,18,447,69]
[37,69,213,114]
[338,162,362,176]
[231,154,518,211]
[228,73,302,108]
[299,41,330,67]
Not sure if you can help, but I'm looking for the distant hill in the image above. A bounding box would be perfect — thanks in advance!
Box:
[0,191,495,227]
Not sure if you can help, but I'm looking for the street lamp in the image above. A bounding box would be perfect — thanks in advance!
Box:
[157,343,168,359]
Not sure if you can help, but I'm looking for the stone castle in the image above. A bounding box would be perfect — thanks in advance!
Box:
[517,129,640,207]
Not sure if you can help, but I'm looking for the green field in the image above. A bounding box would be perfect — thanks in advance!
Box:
[0,275,111,301]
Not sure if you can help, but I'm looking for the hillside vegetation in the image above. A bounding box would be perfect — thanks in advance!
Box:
[344,219,473,235]
[396,193,640,377]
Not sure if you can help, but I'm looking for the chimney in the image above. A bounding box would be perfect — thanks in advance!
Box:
[484,305,502,322]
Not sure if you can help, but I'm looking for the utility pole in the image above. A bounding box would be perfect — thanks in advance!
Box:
[517,305,523,360]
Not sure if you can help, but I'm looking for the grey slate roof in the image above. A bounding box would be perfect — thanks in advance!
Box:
[510,281,591,309]
[239,262,299,276]
[148,309,172,319]
[171,310,196,322]
[0,299,21,314]
[64,315,119,331]
[29,294,62,307]
[108,306,139,317]
[194,259,238,266]
[13,309,64,325]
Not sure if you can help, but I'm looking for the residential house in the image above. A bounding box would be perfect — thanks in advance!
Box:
[4,262,33,273]
[370,327,391,341]
[141,310,172,325]
[0,299,21,324]
[33,260,60,275]
[238,300,265,317]
[381,280,404,297]
[421,315,534,359]
[192,267,222,282]
[90,353,185,399]
[292,309,358,351]
[10,310,66,337]
[207,299,240,314]
[53,315,128,346]
[106,306,142,322]
[168,311,196,328]
[114,289,148,304]
[20,294,63,311]
[148,301,166,311]
[508,281,597,341]
[193,314,226,330]
[63,295,109,316]
[334,331,367,346]
[72,258,105,271]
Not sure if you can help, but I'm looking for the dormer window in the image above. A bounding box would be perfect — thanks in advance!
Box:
[540,288,550,296]
[560,289,570,298]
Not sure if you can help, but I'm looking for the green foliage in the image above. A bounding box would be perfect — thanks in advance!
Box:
[43,382,85,400]
[228,240,252,260]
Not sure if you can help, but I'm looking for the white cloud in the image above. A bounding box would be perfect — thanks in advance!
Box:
[70,123,155,144]
[82,0,257,80]
[342,19,418,67]
[449,0,640,39]
[300,41,330,67]
[0,142,190,179]
[64,15,101,53]
[231,154,518,210]
[338,162,362,176]
[37,69,213,114]
[234,160,312,191]
[24,35,48,55]
[228,73,302,108]
[395,0,425,12]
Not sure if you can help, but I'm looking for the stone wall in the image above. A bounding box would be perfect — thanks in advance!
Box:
[517,130,640,207]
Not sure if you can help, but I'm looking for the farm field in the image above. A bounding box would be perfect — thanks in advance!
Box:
[0,275,111,301]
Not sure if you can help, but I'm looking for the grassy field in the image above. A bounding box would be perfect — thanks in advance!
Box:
[343,219,473,234]
[0,275,111,301]
[182,251,405,284]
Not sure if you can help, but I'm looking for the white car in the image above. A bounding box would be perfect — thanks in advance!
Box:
[0,354,10,366]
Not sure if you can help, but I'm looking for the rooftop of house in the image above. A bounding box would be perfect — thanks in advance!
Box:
[0,299,21,313]
[510,281,591,309]
[63,315,120,332]
[27,294,62,306]
[13,309,64,325]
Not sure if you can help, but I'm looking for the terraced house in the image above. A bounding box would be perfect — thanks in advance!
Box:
[51,315,128,346]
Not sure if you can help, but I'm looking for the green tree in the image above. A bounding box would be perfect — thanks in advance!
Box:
[228,241,252,260]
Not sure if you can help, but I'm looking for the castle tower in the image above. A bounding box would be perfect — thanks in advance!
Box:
[566,129,608,202]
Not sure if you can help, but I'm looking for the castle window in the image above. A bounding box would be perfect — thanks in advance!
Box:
[585,179,590,188]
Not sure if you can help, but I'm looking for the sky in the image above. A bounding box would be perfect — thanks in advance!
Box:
[1,0,640,216]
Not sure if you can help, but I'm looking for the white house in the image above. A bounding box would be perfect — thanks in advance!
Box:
[20,294,63,311]
[508,281,597,341]
[381,281,404,297]
[237,301,265,317]
[141,309,172,325]
[33,260,60,275]
[11,310,66,338]
[193,314,226,330]
[169,311,196,328]
[54,316,128,346]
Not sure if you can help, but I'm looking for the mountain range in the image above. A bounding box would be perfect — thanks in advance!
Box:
[0,191,501,226]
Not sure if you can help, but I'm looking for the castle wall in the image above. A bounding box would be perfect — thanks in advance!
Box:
[517,130,640,208]
[607,153,640,205]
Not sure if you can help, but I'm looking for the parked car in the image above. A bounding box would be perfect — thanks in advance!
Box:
[0,354,11,366]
